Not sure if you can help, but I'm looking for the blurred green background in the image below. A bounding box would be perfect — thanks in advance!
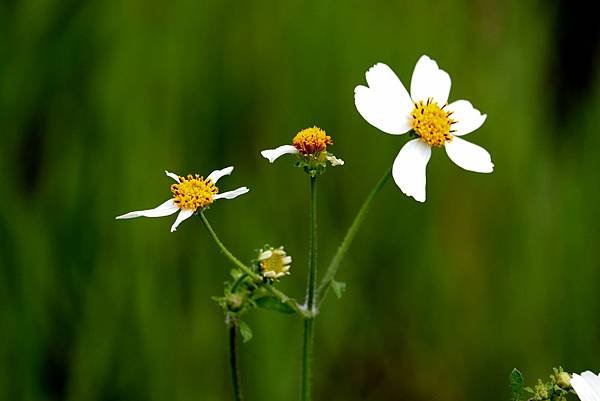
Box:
[1,0,599,400]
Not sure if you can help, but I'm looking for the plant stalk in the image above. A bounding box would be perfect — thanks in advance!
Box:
[229,321,243,401]
[301,175,318,401]
[317,168,392,305]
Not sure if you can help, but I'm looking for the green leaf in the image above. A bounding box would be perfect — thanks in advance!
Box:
[238,321,253,343]
[254,296,296,314]
[510,368,524,401]
[331,280,346,299]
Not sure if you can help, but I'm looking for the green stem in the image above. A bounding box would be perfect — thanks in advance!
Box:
[230,273,248,293]
[301,175,318,401]
[317,168,392,305]
[228,321,243,401]
[199,212,304,315]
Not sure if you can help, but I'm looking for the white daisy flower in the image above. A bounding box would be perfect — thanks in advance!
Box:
[355,55,493,202]
[115,167,249,232]
[261,126,344,167]
[571,371,600,401]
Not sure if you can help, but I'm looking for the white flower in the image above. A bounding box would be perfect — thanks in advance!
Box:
[572,371,600,401]
[115,166,249,232]
[261,126,344,166]
[355,55,493,202]
[258,246,292,279]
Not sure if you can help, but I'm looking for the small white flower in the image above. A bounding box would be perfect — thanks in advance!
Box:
[355,55,493,202]
[116,166,249,232]
[257,246,292,280]
[261,126,344,167]
[571,371,600,401]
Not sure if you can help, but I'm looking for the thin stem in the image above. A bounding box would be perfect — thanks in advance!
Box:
[306,175,318,313]
[317,167,392,305]
[228,322,243,401]
[199,212,304,315]
[301,175,318,401]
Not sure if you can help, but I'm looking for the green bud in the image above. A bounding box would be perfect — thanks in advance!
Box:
[555,371,571,389]
[227,293,244,311]
[533,380,549,400]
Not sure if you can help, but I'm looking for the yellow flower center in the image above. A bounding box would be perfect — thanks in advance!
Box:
[410,99,455,147]
[292,126,333,155]
[171,174,218,210]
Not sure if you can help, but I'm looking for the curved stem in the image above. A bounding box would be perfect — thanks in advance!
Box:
[229,321,243,401]
[301,175,318,401]
[199,212,304,315]
[230,273,248,293]
[317,168,392,305]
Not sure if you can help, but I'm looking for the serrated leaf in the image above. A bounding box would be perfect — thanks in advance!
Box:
[331,280,346,299]
[254,296,296,314]
[510,368,524,401]
[238,321,253,343]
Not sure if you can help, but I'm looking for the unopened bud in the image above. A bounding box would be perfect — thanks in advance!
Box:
[227,294,244,311]
[556,371,571,389]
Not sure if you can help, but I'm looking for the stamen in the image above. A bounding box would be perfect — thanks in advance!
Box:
[292,126,332,155]
[410,100,455,147]
[171,174,218,211]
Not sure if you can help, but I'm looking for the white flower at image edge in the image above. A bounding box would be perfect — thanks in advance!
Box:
[115,166,249,232]
[571,371,600,401]
[354,55,494,202]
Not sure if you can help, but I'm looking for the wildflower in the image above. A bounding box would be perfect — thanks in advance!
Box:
[257,246,292,280]
[354,55,493,202]
[261,126,344,167]
[571,371,600,401]
[116,167,249,232]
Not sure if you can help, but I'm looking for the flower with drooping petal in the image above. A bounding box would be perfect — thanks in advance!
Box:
[355,55,493,202]
[571,371,600,401]
[115,167,249,232]
[261,126,344,170]
[257,246,292,280]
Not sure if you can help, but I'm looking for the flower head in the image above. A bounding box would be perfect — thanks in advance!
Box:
[261,126,344,172]
[355,55,493,202]
[292,127,333,155]
[257,246,291,280]
[571,371,600,401]
[116,166,249,232]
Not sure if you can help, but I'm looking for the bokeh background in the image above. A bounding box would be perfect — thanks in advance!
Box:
[1,0,599,400]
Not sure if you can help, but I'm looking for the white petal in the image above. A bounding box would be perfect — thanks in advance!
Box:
[445,100,487,136]
[213,186,249,200]
[207,166,233,183]
[165,170,180,182]
[116,199,179,219]
[281,256,292,265]
[445,137,494,173]
[572,372,600,401]
[170,209,194,232]
[410,55,452,105]
[326,154,345,166]
[261,145,299,163]
[354,63,413,135]
[392,139,431,202]
[582,372,600,401]
[258,250,273,260]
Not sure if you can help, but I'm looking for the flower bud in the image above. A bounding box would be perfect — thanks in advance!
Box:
[555,371,571,389]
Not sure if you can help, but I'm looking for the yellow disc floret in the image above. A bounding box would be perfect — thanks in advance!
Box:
[411,99,455,147]
[292,126,333,155]
[171,174,218,211]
